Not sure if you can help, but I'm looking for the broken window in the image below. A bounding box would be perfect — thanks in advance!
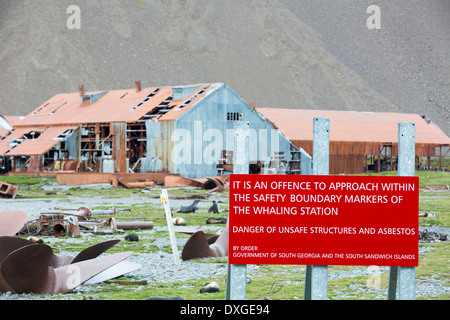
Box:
[227,112,243,121]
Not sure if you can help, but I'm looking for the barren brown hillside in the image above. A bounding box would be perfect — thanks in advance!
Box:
[0,0,448,135]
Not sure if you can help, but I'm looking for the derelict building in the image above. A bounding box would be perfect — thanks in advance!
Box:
[0,82,449,178]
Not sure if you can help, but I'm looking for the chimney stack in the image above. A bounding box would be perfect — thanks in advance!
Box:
[135,80,141,92]
[78,84,85,96]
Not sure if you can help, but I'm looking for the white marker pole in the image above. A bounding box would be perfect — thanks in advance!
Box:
[161,189,181,267]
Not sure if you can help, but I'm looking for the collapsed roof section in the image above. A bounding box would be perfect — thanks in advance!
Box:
[0,116,21,139]
[5,126,77,157]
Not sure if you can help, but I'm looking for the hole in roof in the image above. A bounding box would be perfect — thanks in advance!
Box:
[129,88,160,112]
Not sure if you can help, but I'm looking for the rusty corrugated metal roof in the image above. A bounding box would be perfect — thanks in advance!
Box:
[5,126,77,156]
[256,108,450,145]
[0,116,21,138]
[0,127,40,155]
[14,84,220,128]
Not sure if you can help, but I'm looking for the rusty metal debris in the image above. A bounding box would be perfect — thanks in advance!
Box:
[163,175,229,192]
[19,207,153,237]
[0,181,19,199]
[118,177,156,189]
[181,222,229,261]
[0,236,136,294]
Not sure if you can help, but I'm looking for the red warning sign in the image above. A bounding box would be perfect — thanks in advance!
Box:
[228,174,419,267]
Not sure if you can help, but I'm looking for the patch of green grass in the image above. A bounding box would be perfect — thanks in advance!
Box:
[419,191,450,227]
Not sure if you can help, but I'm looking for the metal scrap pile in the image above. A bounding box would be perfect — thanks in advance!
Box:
[19,207,153,237]
[0,209,140,294]
[0,181,18,199]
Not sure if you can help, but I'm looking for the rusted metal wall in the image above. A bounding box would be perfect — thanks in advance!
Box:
[145,119,174,173]
[112,122,127,173]
[292,140,446,174]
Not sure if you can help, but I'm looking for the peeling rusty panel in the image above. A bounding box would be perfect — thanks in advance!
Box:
[112,122,127,173]
[0,128,39,155]
[14,85,213,127]
[27,155,43,173]
[145,120,174,173]
[5,126,77,157]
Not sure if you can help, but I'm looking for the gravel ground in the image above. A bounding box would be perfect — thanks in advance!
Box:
[0,185,448,300]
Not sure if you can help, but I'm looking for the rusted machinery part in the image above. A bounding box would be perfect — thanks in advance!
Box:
[18,220,43,236]
[84,260,142,285]
[52,216,80,237]
[0,209,28,236]
[0,236,121,270]
[63,160,85,172]
[0,242,132,294]
[76,219,153,232]
[51,251,132,294]
[74,207,91,220]
[209,224,228,257]
[204,177,224,193]
[48,254,73,269]
[174,227,218,242]
[71,239,121,264]
[109,217,117,232]
[115,221,153,230]
[52,223,67,237]
[0,244,53,294]
[0,236,69,269]
[207,234,219,244]
[181,231,215,261]
[0,236,35,263]
[181,224,229,261]
[48,239,121,268]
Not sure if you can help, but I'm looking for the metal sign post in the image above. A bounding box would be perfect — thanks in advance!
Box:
[388,122,416,300]
[300,148,312,175]
[304,117,330,300]
[226,121,250,300]
[161,189,181,268]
